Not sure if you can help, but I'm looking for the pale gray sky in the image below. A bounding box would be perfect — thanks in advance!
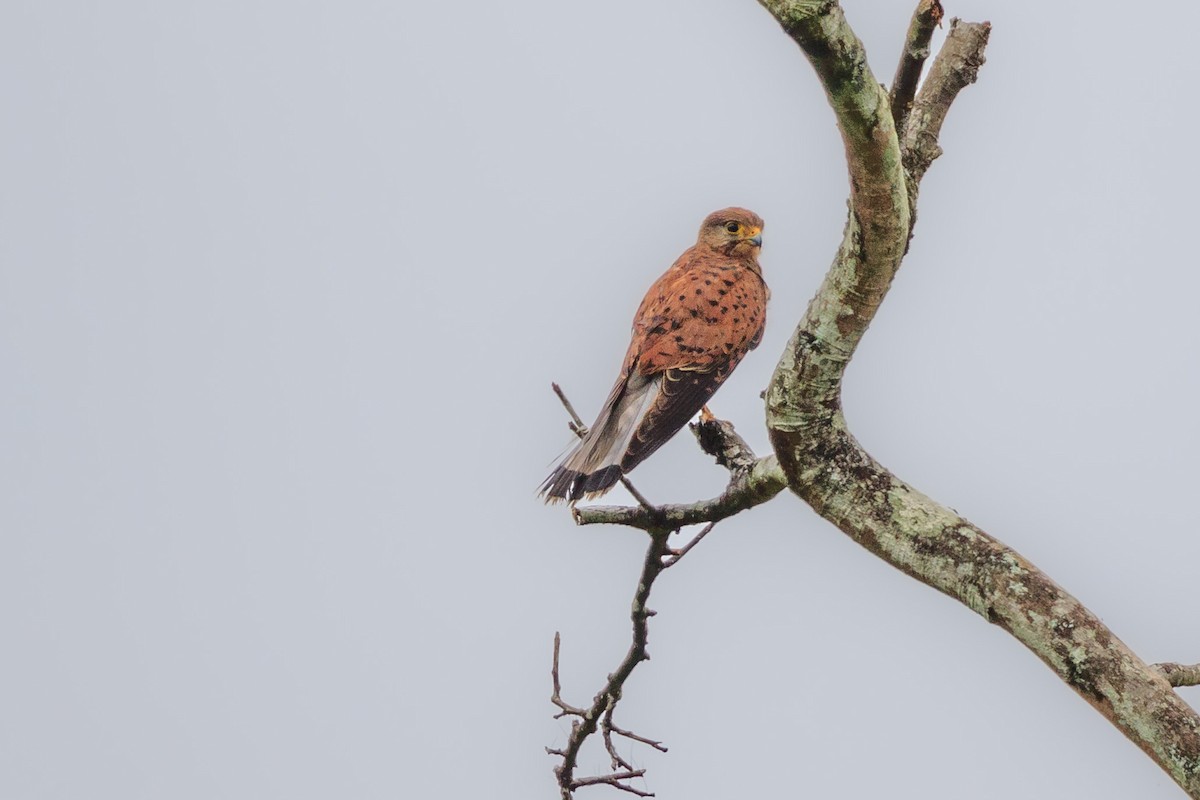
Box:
[2,1,1198,798]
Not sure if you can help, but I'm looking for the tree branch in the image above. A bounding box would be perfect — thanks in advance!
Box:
[661,521,715,568]
[889,0,943,134]
[571,772,652,798]
[1155,663,1200,689]
[546,390,775,797]
[574,454,785,530]
[550,387,788,532]
[901,18,991,189]
[757,2,1200,796]
[898,18,990,243]
[549,532,670,799]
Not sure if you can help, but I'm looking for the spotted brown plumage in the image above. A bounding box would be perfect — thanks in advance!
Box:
[540,208,768,503]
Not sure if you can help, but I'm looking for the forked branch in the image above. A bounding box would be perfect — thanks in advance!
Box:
[889,0,943,134]
[757,1,1200,795]
[546,386,774,798]
[548,526,666,799]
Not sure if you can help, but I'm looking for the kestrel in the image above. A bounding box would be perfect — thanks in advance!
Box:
[540,207,768,503]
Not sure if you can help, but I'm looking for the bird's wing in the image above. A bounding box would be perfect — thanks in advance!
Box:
[539,250,765,502]
[619,364,728,473]
[615,256,762,472]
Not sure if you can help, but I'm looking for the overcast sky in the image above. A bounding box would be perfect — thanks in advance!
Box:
[3,1,1199,798]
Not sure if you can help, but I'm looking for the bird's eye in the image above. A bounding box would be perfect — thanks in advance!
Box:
[724,222,740,234]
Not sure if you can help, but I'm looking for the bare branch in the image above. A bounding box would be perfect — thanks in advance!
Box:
[757,2,1200,795]
[1155,662,1200,688]
[897,17,989,243]
[901,18,992,187]
[889,0,943,133]
[574,415,785,530]
[553,381,588,436]
[571,771,653,797]
[549,533,671,798]
[607,712,669,754]
[551,384,788,532]
[617,478,657,516]
[574,456,785,530]
[551,632,587,719]
[662,522,716,568]
[602,699,635,773]
[601,696,668,776]
[547,387,777,794]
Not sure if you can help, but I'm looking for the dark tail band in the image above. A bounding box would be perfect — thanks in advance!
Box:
[539,464,624,503]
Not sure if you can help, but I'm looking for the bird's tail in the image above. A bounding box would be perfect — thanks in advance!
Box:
[539,373,659,503]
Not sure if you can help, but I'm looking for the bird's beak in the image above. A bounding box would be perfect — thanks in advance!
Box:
[749,234,763,248]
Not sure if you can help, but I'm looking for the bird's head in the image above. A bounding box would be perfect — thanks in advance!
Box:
[698,207,764,260]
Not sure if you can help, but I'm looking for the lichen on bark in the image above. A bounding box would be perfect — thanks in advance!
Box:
[755,1,1200,795]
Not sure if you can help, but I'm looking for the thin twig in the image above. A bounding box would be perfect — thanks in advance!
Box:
[618,478,657,516]
[553,381,588,436]
[662,522,716,568]
[600,696,670,774]
[571,771,653,797]
[546,385,766,796]
[550,533,671,799]
[602,699,635,772]
[551,632,587,718]
[608,717,669,753]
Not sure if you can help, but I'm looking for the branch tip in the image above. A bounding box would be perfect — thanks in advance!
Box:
[890,0,943,133]
[552,382,587,432]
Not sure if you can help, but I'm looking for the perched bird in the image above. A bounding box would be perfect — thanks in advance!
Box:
[540,207,768,503]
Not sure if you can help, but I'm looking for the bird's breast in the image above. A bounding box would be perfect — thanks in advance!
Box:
[630,261,767,375]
